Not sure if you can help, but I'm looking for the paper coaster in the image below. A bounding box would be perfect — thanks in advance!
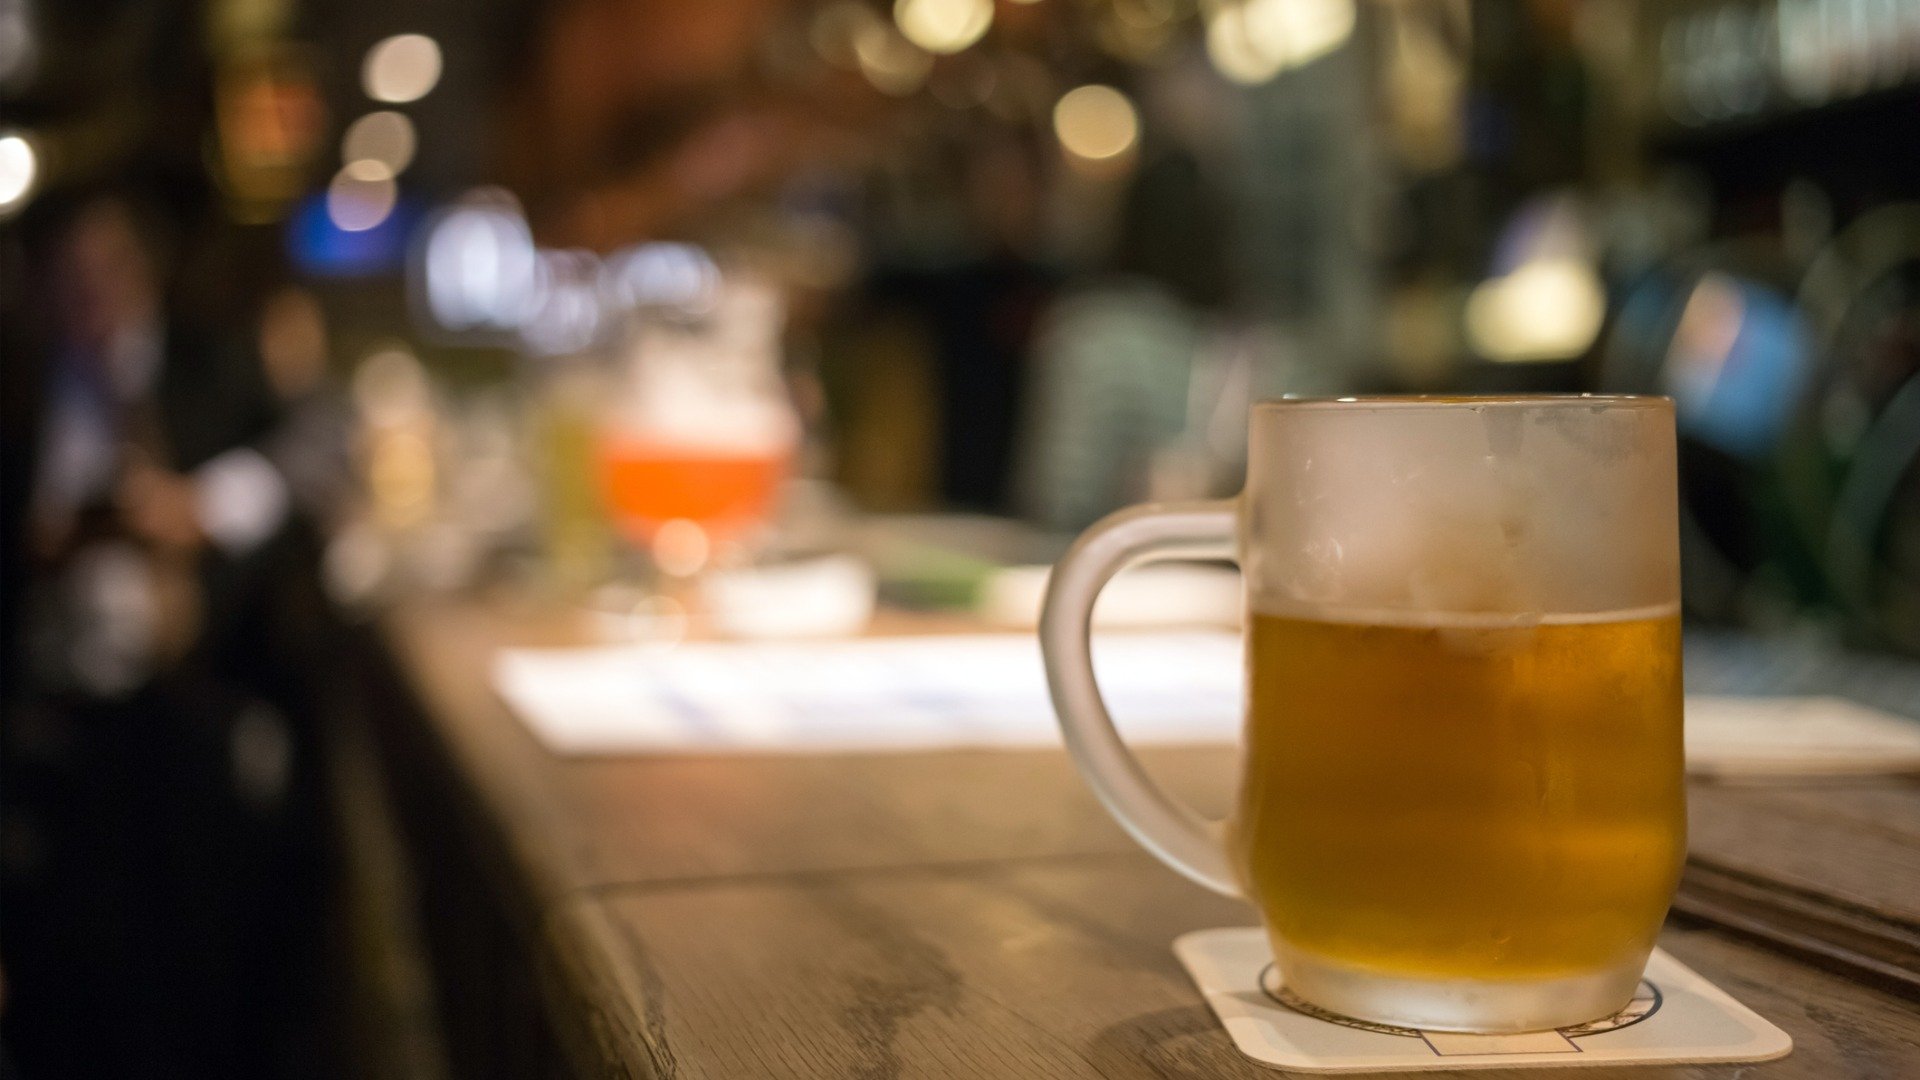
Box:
[1175,929,1792,1073]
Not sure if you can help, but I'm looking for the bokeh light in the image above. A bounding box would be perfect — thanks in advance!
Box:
[342,110,417,174]
[521,249,605,356]
[327,159,398,232]
[811,2,880,70]
[0,0,37,87]
[652,519,712,578]
[1052,85,1140,163]
[894,0,993,56]
[353,345,433,429]
[1206,0,1355,86]
[288,188,413,277]
[856,22,933,96]
[362,34,442,104]
[1465,259,1607,363]
[604,242,721,311]
[0,131,36,216]
[420,190,540,334]
[354,346,438,530]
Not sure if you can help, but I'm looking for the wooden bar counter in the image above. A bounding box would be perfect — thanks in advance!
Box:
[335,595,1920,1079]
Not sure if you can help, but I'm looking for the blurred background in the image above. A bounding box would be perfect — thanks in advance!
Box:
[1,0,1918,1076]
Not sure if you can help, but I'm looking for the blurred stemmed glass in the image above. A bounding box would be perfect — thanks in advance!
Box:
[594,256,800,633]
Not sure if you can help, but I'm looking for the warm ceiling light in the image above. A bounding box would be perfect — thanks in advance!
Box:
[1465,259,1607,363]
[856,23,933,95]
[341,110,416,174]
[1206,0,1354,86]
[0,132,36,214]
[362,33,442,103]
[894,0,993,55]
[1053,84,1140,162]
[327,161,398,232]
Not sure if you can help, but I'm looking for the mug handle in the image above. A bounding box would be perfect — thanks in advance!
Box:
[1039,499,1244,898]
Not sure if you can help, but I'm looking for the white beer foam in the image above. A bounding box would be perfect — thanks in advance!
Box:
[608,351,798,455]
[1240,398,1680,628]
[1249,597,1681,628]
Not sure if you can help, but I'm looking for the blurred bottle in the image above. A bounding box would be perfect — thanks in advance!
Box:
[352,346,439,534]
[530,362,611,592]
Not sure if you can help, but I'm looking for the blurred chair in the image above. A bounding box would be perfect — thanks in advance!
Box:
[1601,248,1821,626]
[1601,201,1920,655]
[1791,203,1920,652]
[1018,148,1236,530]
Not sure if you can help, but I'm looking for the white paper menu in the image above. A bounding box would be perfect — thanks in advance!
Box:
[494,632,1920,769]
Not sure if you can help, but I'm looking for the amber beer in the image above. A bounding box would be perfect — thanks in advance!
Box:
[1231,607,1687,983]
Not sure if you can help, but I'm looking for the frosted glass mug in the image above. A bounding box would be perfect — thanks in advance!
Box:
[1040,396,1686,1033]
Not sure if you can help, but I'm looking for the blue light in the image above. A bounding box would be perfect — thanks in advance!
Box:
[286,189,418,278]
[1665,276,1814,460]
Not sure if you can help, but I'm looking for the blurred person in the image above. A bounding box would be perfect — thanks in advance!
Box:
[1018,144,1234,531]
[867,134,1059,512]
[1,193,347,1080]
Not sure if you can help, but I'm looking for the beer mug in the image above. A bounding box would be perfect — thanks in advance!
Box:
[1040,396,1685,1033]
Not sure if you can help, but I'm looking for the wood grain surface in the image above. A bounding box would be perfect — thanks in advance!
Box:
[546,858,1920,1079]
[1687,781,1920,925]
[366,595,1920,1078]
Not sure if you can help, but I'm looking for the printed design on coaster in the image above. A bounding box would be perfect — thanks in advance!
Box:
[1259,965,1663,1058]
[1558,985,1661,1037]
[1175,929,1793,1073]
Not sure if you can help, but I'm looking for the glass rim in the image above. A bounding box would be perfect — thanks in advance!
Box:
[1252,394,1670,411]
